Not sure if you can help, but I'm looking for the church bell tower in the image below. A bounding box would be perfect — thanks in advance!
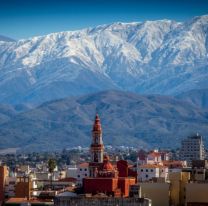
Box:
[89,114,104,177]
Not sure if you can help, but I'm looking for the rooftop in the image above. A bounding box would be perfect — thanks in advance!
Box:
[139,164,167,169]
[78,162,89,168]
[6,198,53,204]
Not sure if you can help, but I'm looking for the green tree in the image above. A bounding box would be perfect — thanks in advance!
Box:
[48,159,56,189]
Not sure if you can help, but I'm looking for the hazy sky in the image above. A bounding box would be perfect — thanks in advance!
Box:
[0,0,208,39]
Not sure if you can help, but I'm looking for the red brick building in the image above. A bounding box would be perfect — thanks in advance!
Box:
[117,160,137,180]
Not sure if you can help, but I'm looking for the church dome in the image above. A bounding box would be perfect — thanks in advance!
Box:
[102,155,114,171]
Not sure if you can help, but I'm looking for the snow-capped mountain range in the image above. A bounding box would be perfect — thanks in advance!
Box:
[0,15,208,104]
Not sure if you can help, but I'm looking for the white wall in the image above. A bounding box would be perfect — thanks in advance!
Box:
[77,165,89,185]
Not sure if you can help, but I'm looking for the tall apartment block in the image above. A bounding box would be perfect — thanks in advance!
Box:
[180,133,206,166]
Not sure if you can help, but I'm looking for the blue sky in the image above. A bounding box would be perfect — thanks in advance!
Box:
[0,0,208,39]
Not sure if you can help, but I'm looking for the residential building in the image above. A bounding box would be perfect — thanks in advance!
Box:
[146,150,162,165]
[137,149,170,166]
[0,166,9,203]
[54,195,152,206]
[4,177,16,198]
[138,164,168,182]
[163,160,187,173]
[15,176,32,199]
[180,134,206,166]
[77,163,89,186]
[139,182,170,206]
[186,182,208,205]
[191,160,208,181]
[66,165,78,179]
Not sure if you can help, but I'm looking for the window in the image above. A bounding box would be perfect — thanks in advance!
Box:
[151,169,153,172]
[77,175,80,178]
[80,168,82,171]
[85,174,87,176]
[141,169,143,172]
[85,168,87,171]
[146,174,148,178]
[146,169,148,172]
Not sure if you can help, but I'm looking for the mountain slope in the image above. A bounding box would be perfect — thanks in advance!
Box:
[0,15,208,104]
[0,90,207,151]
[176,88,208,109]
[0,103,30,125]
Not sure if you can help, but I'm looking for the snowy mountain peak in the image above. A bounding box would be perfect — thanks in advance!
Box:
[189,14,208,24]
[0,15,208,104]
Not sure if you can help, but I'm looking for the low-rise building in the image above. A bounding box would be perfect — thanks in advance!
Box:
[139,182,169,206]
[169,172,190,206]
[186,182,208,205]
[66,165,78,179]
[54,194,151,206]
[0,165,9,204]
[138,164,168,182]
[15,176,32,199]
[146,150,162,165]
[77,163,89,186]
[4,177,16,198]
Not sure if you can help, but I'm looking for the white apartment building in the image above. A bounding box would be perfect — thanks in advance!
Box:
[146,150,162,165]
[66,165,78,179]
[138,164,168,182]
[138,149,170,165]
[77,162,89,186]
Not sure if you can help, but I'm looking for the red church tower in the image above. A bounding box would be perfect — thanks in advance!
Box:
[89,114,104,177]
[84,114,136,197]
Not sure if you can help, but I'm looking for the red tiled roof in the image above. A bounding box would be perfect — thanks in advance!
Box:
[162,160,185,168]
